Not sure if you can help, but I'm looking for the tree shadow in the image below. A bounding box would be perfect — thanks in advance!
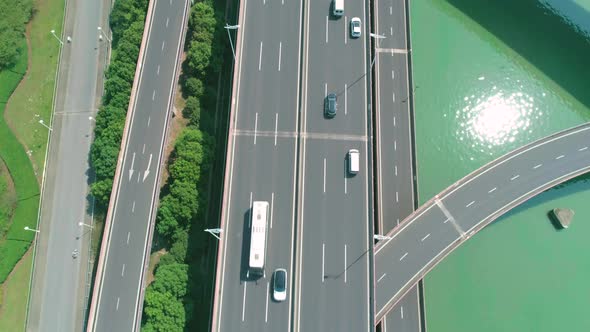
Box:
[446,0,590,110]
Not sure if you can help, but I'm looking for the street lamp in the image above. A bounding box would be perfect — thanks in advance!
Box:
[38,119,53,131]
[224,24,240,60]
[374,234,392,241]
[204,228,223,240]
[97,26,111,43]
[50,29,64,45]
[24,226,40,233]
[79,222,93,229]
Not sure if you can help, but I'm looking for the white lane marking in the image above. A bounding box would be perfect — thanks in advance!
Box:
[161,41,165,51]
[510,174,520,181]
[278,42,282,71]
[274,113,278,146]
[166,17,169,28]
[488,187,497,193]
[395,191,399,202]
[254,113,258,145]
[397,218,400,225]
[263,0,265,4]
[116,297,120,311]
[325,16,329,43]
[137,172,140,183]
[443,218,449,223]
[436,197,466,237]
[324,83,327,97]
[156,65,160,75]
[323,158,327,193]
[242,282,247,321]
[265,282,269,322]
[392,70,395,79]
[421,233,430,242]
[393,116,396,127]
[390,6,393,15]
[282,0,284,4]
[393,91,395,103]
[322,243,325,283]
[533,163,543,169]
[378,273,387,283]
[258,41,263,71]
[579,146,588,151]
[121,264,126,276]
[395,165,398,176]
[394,140,397,151]
[401,306,404,319]
[132,201,135,213]
[128,153,136,181]
[152,90,155,100]
[555,155,565,160]
[399,252,408,261]
[270,193,275,228]
[344,16,348,44]
[466,201,475,208]
[143,153,153,182]
[142,144,146,154]
[390,26,393,36]
[344,159,348,194]
[344,84,348,115]
[147,116,151,127]
[126,232,130,245]
[344,244,348,283]
[248,192,253,228]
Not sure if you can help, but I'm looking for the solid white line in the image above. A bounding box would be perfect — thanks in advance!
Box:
[126,232,130,245]
[395,165,398,176]
[344,244,347,283]
[510,174,520,181]
[254,113,258,145]
[152,90,155,100]
[579,146,588,151]
[242,282,247,321]
[344,16,348,44]
[270,192,275,228]
[156,65,160,75]
[344,84,347,115]
[323,158,326,193]
[325,16,328,43]
[322,243,325,282]
[121,264,126,276]
[166,17,169,28]
[249,192,253,228]
[488,187,497,193]
[278,42,282,71]
[555,155,565,160]
[265,282,269,322]
[274,113,278,146]
[393,116,396,127]
[466,201,475,208]
[147,116,151,127]
[421,233,430,242]
[258,41,263,71]
[533,164,543,169]
[132,201,135,213]
[396,191,399,202]
[116,297,120,311]
[378,273,387,283]
[399,252,408,261]
[161,41,165,50]
[344,172,348,194]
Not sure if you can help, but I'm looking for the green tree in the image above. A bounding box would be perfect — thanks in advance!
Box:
[183,77,204,98]
[168,180,198,222]
[151,263,188,298]
[168,158,200,184]
[182,96,201,125]
[142,290,185,332]
[186,41,211,77]
[169,230,188,263]
[90,178,113,206]
[156,198,179,238]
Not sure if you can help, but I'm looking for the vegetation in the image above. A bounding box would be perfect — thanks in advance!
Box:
[90,0,148,207]
[0,0,32,70]
[142,0,228,330]
[0,249,32,331]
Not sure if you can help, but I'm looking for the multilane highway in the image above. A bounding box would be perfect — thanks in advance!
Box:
[293,0,372,330]
[88,0,189,330]
[210,0,303,329]
[375,123,590,321]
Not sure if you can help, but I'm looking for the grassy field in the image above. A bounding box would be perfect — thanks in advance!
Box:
[0,160,17,239]
[4,0,64,179]
[0,249,32,332]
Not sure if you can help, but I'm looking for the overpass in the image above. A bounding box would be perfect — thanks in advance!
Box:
[374,122,590,321]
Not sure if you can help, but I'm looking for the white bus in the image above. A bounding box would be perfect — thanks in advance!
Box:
[249,201,269,276]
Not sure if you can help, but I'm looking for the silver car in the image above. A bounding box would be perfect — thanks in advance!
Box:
[350,17,361,38]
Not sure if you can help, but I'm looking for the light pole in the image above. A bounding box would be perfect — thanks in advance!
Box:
[97,26,111,43]
[79,222,93,229]
[204,228,223,240]
[24,226,40,233]
[374,234,392,241]
[38,119,53,131]
[369,33,386,68]
[50,29,64,45]
[224,24,239,60]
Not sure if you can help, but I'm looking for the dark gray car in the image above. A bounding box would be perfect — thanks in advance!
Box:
[325,93,337,118]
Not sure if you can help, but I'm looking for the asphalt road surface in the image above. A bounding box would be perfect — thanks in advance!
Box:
[26,0,109,330]
[293,0,372,330]
[372,0,422,330]
[90,0,188,330]
[375,123,590,321]
[211,0,303,329]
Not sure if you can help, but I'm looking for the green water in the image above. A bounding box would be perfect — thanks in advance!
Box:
[410,0,590,331]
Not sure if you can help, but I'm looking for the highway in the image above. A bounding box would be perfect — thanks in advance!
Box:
[293,0,372,330]
[210,0,303,329]
[26,0,110,330]
[374,123,590,321]
[88,0,189,330]
[372,0,422,330]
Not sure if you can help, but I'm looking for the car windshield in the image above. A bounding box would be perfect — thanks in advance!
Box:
[275,271,286,291]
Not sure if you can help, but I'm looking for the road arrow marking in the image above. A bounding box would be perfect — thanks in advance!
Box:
[129,153,136,181]
[143,154,153,182]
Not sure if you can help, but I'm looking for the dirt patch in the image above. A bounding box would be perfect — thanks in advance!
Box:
[145,249,167,287]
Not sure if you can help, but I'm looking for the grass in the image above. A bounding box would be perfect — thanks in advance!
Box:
[4,0,65,179]
[0,160,17,238]
[0,248,33,332]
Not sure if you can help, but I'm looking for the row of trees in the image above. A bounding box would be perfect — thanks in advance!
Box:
[90,0,148,207]
[0,0,32,69]
[142,1,225,331]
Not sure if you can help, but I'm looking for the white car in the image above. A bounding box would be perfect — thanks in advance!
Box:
[273,268,287,302]
[350,17,361,38]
